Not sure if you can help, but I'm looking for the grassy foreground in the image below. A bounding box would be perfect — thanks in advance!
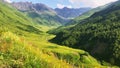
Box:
[0,26,107,68]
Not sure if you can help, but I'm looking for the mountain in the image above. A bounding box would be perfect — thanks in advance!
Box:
[51,0,120,66]
[12,2,69,26]
[12,2,55,13]
[67,4,110,25]
[0,1,104,68]
[55,7,91,19]
[48,5,109,34]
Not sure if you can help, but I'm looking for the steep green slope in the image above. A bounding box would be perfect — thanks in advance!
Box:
[0,1,42,34]
[0,1,104,68]
[51,0,120,67]
[26,11,66,26]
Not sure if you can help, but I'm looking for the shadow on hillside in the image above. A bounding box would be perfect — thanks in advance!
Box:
[17,25,42,34]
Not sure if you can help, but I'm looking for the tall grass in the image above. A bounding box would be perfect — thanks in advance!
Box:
[0,31,74,68]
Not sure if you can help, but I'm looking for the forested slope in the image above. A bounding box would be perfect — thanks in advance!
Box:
[52,0,120,66]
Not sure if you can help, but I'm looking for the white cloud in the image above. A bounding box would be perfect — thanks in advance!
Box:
[69,0,118,8]
[57,4,72,9]
[4,0,12,3]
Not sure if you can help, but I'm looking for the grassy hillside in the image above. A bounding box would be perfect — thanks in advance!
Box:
[25,11,65,26]
[0,1,106,68]
[0,1,42,34]
[0,30,105,68]
[51,0,120,67]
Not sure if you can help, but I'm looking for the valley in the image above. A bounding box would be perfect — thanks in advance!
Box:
[0,1,102,68]
[0,25,103,68]
[0,0,120,68]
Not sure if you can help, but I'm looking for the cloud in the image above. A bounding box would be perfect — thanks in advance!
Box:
[57,4,72,9]
[69,0,118,8]
[4,0,12,3]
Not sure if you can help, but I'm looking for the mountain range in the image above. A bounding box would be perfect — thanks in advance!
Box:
[55,7,91,19]
[68,4,110,25]
[12,2,91,26]
[12,2,67,26]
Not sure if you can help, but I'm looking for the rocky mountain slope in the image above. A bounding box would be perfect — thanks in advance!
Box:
[55,7,91,19]
[12,2,68,26]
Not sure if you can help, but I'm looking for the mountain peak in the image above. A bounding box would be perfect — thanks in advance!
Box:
[12,2,55,13]
[63,7,71,9]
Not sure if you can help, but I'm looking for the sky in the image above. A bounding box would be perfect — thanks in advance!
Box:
[6,0,118,8]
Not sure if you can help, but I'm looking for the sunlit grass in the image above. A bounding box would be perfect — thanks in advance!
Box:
[0,30,105,68]
[0,24,114,67]
[0,31,73,68]
[23,32,103,67]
